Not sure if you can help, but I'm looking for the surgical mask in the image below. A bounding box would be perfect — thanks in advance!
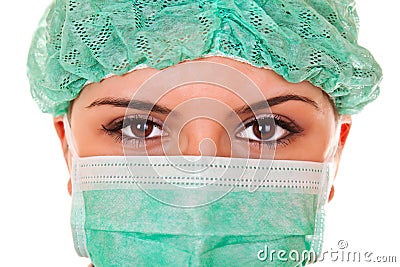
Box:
[64,116,333,267]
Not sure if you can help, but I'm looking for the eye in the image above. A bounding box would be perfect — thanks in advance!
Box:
[101,114,166,145]
[122,116,164,139]
[236,114,303,144]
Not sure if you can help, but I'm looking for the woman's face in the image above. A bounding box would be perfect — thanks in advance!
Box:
[64,56,339,163]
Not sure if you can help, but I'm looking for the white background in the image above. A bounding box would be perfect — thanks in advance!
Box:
[1,1,398,266]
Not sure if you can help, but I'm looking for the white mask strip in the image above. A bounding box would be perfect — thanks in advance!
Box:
[76,155,330,195]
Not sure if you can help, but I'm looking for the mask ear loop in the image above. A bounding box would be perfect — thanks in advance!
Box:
[309,115,344,260]
[63,114,79,158]
[325,121,341,163]
[63,114,90,257]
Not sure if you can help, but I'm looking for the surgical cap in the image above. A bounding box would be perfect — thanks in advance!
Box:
[27,0,382,116]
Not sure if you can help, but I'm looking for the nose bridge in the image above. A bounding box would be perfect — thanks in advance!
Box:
[178,118,231,157]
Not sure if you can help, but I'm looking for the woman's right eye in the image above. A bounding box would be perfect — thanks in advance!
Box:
[101,115,166,146]
[121,117,164,139]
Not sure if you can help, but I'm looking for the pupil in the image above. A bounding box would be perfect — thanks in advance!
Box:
[253,118,275,140]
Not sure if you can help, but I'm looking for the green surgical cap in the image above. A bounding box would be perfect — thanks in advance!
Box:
[27,0,382,116]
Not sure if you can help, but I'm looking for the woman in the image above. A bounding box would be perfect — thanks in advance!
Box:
[27,0,381,266]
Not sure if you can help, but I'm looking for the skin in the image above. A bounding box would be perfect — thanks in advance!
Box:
[53,56,351,200]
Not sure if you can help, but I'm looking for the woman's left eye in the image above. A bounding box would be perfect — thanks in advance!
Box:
[236,114,303,145]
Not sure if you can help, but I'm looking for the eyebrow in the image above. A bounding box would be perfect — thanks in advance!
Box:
[86,94,319,115]
[234,94,319,114]
[86,97,172,114]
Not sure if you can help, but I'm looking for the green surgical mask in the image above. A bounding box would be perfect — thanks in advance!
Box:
[69,152,332,267]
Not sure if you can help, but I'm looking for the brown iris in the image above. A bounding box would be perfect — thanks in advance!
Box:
[252,117,275,140]
[130,119,154,138]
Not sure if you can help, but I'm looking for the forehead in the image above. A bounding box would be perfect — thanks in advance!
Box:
[72,56,332,115]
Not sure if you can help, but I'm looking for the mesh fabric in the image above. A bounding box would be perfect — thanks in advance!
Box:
[27,0,382,116]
